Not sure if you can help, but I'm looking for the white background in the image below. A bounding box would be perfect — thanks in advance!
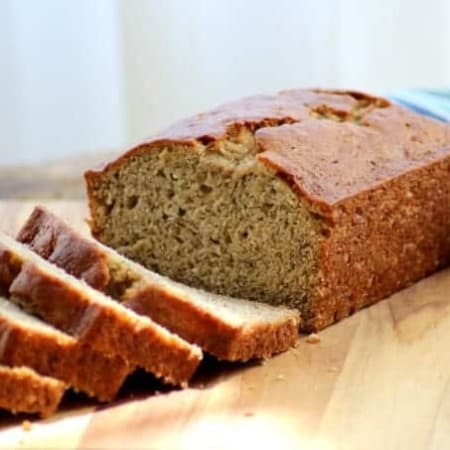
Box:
[1,0,449,166]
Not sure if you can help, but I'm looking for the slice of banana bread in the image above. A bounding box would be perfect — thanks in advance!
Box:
[17,206,300,361]
[0,296,129,401]
[85,89,450,331]
[0,232,202,386]
[0,365,65,417]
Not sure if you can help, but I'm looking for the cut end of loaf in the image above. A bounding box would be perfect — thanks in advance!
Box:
[86,127,323,326]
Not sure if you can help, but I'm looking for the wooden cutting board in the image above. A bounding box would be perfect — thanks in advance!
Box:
[0,200,449,450]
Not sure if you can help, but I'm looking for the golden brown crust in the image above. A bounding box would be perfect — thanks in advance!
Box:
[257,107,450,216]
[0,309,129,401]
[0,246,22,288]
[18,206,300,361]
[124,285,243,360]
[6,260,201,385]
[84,89,375,177]
[18,207,111,290]
[85,88,450,332]
[17,207,110,290]
[124,286,299,361]
[0,366,65,418]
[308,154,450,331]
[86,89,449,213]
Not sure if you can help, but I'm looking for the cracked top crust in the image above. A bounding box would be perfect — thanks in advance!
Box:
[87,89,450,215]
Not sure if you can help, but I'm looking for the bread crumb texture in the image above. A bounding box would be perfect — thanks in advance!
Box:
[22,420,32,431]
[306,333,321,344]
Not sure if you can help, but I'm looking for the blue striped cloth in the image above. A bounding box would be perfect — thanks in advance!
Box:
[389,88,450,122]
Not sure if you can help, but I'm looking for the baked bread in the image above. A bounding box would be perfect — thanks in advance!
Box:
[0,232,202,386]
[18,206,300,361]
[85,89,450,331]
[0,365,65,417]
[0,296,129,401]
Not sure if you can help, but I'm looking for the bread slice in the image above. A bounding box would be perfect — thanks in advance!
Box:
[17,207,300,361]
[0,232,202,386]
[0,296,129,401]
[85,88,450,331]
[0,365,65,417]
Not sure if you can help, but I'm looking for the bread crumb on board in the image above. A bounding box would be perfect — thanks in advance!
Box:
[305,333,321,344]
[22,420,32,431]
[275,374,285,381]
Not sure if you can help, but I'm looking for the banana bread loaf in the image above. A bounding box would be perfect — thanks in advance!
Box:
[85,89,450,331]
[0,296,129,401]
[0,232,202,386]
[18,206,300,361]
[0,365,65,417]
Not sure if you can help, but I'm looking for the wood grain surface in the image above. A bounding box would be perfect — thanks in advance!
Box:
[0,201,450,450]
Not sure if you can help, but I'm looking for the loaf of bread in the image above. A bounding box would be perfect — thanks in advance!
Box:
[0,296,129,401]
[18,206,300,361]
[85,89,450,331]
[0,365,65,417]
[0,232,202,386]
